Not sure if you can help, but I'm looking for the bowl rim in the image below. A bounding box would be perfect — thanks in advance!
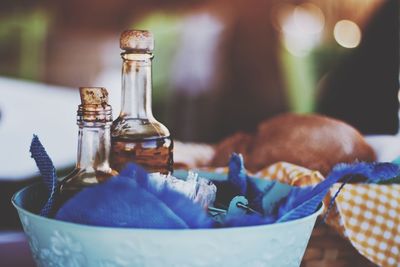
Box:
[12,182,323,233]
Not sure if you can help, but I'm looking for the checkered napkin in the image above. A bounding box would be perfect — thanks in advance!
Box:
[247,161,400,267]
[187,138,400,266]
[252,161,324,186]
[328,183,400,267]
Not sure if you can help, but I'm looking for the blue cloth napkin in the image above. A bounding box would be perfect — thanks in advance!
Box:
[30,135,58,217]
[56,169,214,229]
[30,136,213,228]
[30,135,400,229]
[213,154,400,225]
[213,154,323,225]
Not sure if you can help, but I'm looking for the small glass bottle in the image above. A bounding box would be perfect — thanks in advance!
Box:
[59,87,118,202]
[111,30,174,174]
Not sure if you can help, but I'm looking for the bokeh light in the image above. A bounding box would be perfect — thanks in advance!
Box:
[293,3,325,35]
[274,2,325,57]
[333,20,362,48]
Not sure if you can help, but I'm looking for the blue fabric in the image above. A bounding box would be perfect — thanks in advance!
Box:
[329,162,400,184]
[55,164,214,229]
[218,154,323,224]
[217,155,400,224]
[278,161,400,222]
[276,173,343,223]
[212,154,321,225]
[29,135,58,217]
[228,154,247,195]
[31,134,400,229]
[217,154,274,214]
[277,187,323,223]
[368,162,400,182]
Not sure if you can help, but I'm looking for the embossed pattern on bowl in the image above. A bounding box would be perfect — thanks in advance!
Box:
[13,183,322,267]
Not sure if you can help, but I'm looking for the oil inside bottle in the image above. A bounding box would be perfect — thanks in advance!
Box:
[113,30,174,175]
[111,136,173,174]
[54,87,118,216]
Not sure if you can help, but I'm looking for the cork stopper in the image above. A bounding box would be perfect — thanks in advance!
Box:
[79,87,109,106]
[77,87,112,124]
[120,30,154,52]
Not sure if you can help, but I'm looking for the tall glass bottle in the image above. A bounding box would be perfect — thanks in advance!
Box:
[59,87,118,202]
[111,30,173,174]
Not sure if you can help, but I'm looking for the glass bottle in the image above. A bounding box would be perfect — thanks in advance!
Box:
[111,30,174,174]
[59,87,118,202]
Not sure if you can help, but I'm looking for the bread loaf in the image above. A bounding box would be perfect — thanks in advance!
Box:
[211,113,376,175]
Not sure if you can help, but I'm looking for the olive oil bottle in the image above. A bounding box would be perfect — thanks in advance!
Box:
[59,87,118,203]
[111,30,173,174]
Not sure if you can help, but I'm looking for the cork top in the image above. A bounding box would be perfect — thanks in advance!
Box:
[79,87,109,106]
[77,87,112,124]
[120,30,154,52]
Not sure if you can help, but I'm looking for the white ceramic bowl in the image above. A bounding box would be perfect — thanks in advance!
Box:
[13,183,322,267]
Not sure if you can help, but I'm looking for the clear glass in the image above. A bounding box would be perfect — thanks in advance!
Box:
[59,120,118,200]
[111,52,174,174]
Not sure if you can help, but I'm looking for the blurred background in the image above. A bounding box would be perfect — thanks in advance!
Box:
[1,0,398,140]
[0,0,399,227]
[0,1,398,265]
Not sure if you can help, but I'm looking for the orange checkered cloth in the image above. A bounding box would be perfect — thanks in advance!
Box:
[244,162,399,267]
[328,184,400,266]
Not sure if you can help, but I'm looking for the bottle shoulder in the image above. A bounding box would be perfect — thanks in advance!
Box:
[111,117,170,139]
[59,168,117,192]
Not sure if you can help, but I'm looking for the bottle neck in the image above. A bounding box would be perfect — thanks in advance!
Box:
[76,124,112,172]
[120,52,154,120]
